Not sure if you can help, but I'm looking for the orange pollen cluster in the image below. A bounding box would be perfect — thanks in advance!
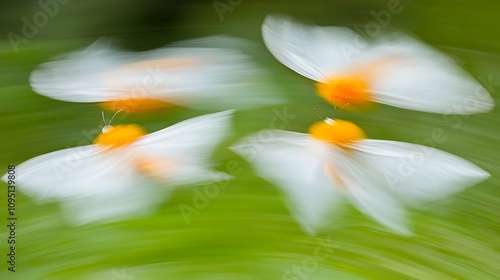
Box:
[309,119,365,148]
[100,98,172,113]
[316,76,372,109]
[94,124,146,149]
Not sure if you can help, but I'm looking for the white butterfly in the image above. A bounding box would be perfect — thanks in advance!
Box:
[231,118,489,235]
[2,111,234,225]
[262,14,494,114]
[30,36,281,113]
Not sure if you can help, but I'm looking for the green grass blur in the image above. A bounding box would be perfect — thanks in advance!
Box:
[0,0,499,279]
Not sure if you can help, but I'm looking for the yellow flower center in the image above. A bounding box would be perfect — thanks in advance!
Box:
[94,124,146,149]
[316,76,372,109]
[309,119,365,148]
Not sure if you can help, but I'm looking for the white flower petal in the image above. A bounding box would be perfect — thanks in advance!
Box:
[132,110,234,186]
[365,35,494,114]
[348,139,490,206]
[2,145,163,224]
[262,14,363,82]
[231,131,343,235]
[30,38,128,102]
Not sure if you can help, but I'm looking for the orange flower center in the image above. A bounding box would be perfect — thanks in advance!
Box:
[100,58,200,113]
[94,124,146,149]
[316,76,372,109]
[309,119,365,148]
[100,98,172,113]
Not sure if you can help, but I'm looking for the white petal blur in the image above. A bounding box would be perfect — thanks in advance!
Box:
[1,111,234,225]
[231,126,489,235]
[262,14,494,114]
[232,131,344,235]
[30,36,282,112]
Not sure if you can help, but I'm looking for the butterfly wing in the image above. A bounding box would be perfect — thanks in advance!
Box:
[231,130,344,235]
[262,14,363,82]
[2,145,164,224]
[365,35,494,114]
[130,110,234,186]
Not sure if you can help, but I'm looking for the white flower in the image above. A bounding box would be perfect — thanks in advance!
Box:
[262,14,494,114]
[231,118,489,235]
[30,36,281,113]
[2,111,234,225]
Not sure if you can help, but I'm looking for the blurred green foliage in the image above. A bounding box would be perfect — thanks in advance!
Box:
[0,0,499,279]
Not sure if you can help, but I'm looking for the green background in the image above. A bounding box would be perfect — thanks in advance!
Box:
[0,0,499,279]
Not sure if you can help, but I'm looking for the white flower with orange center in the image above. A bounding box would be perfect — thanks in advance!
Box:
[30,36,281,113]
[231,119,489,235]
[262,15,494,114]
[2,111,233,224]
